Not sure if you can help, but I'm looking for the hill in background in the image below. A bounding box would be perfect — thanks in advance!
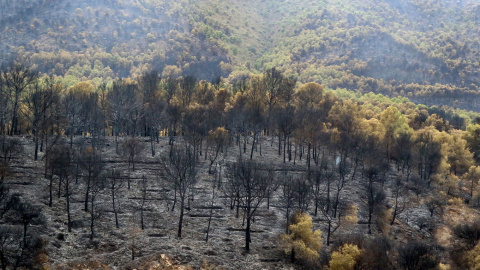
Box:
[2,0,480,110]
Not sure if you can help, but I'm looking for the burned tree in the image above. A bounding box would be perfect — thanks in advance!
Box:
[279,173,297,234]
[225,159,274,251]
[0,225,22,270]
[0,137,22,182]
[78,147,105,212]
[9,196,41,248]
[390,177,409,225]
[47,143,73,232]
[107,169,123,229]
[161,145,197,238]
[1,64,37,135]
[139,175,147,230]
[121,137,145,189]
[0,194,46,270]
[207,127,230,174]
[22,77,61,160]
[363,167,387,235]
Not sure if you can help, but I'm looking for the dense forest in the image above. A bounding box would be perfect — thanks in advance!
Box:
[2,0,480,110]
[3,0,480,269]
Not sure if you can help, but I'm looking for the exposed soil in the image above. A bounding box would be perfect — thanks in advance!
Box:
[3,135,475,269]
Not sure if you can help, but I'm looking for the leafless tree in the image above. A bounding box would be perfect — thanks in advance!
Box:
[139,175,147,230]
[48,143,73,232]
[0,137,22,182]
[89,171,106,240]
[279,173,297,234]
[9,196,41,248]
[107,169,123,229]
[161,145,197,238]
[292,174,312,213]
[107,80,142,149]
[121,137,145,189]
[0,76,8,136]
[318,196,346,246]
[206,127,230,174]
[0,184,13,219]
[225,159,275,251]
[363,167,387,235]
[0,195,45,270]
[0,225,22,270]
[78,147,105,212]
[310,164,331,216]
[205,165,220,242]
[390,176,409,225]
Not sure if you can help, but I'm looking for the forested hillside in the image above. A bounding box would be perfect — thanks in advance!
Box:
[2,0,480,110]
[1,65,480,269]
[3,0,480,269]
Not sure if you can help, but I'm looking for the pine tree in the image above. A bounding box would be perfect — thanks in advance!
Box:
[282,211,322,262]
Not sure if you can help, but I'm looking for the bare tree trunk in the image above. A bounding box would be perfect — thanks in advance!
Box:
[205,174,216,242]
[278,135,282,155]
[246,211,251,251]
[259,135,262,156]
[48,174,53,207]
[327,220,331,246]
[57,176,62,198]
[178,197,185,238]
[140,207,144,230]
[250,132,257,160]
[127,165,131,190]
[90,197,95,240]
[150,134,155,157]
[112,187,119,228]
[140,180,146,230]
[243,134,247,154]
[171,185,177,211]
[84,173,91,212]
[368,207,373,234]
[66,177,72,233]
[34,135,39,160]
[285,206,290,234]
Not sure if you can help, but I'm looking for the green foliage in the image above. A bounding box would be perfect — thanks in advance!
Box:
[4,0,480,113]
[465,124,480,162]
[329,244,362,270]
[464,241,480,270]
[282,211,322,261]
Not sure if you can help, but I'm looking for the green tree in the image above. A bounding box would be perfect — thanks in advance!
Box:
[379,106,411,162]
[282,211,322,262]
[464,124,480,162]
[466,166,480,202]
[413,127,443,186]
[329,244,362,270]
[436,130,472,176]
[464,241,480,270]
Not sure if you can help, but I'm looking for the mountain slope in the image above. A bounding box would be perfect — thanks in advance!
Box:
[0,0,234,83]
[2,0,480,109]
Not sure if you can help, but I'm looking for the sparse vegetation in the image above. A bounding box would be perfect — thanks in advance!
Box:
[2,0,480,268]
